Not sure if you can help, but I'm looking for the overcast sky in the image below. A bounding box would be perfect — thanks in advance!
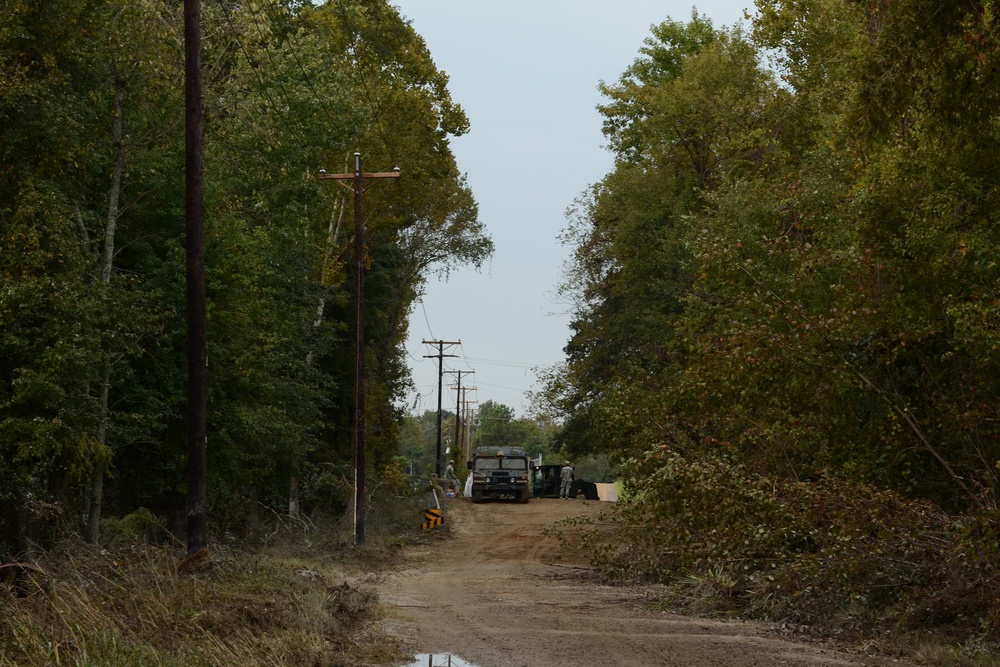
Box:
[392,1,754,418]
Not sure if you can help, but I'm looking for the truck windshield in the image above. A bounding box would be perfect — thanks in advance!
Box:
[475,458,527,471]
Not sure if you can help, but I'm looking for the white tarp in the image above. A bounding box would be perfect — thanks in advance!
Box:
[594,483,619,502]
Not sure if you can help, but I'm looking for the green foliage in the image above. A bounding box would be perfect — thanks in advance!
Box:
[0,0,491,554]
[598,10,718,162]
[398,409,451,476]
[546,0,1000,508]
[470,400,556,460]
[577,446,1000,645]
[301,463,354,517]
[544,2,1000,649]
[850,0,1000,140]
[546,16,789,464]
[101,508,172,548]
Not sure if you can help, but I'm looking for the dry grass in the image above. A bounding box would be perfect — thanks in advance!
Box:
[0,507,422,667]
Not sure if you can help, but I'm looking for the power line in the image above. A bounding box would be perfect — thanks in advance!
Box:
[476,381,531,392]
[407,345,430,364]
[459,342,473,369]
[419,299,436,340]
[463,355,540,369]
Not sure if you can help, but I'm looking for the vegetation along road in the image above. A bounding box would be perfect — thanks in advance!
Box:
[375,498,921,667]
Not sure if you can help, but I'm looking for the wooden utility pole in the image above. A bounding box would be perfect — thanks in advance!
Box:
[319,153,398,546]
[461,389,478,454]
[184,0,208,557]
[445,370,473,460]
[423,340,460,476]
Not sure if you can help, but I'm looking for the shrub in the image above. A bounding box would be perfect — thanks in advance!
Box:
[574,445,1000,648]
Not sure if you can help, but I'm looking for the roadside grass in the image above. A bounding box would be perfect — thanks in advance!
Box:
[0,492,432,667]
[907,639,1000,667]
[549,447,1000,667]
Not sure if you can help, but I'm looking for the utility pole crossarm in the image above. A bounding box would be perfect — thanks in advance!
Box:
[319,168,399,193]
[319,172,401,180]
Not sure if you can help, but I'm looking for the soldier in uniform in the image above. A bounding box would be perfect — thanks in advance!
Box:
[444,460,459,495]
[559,462,574,499]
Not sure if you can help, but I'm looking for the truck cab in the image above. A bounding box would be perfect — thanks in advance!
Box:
[467,447,531,503]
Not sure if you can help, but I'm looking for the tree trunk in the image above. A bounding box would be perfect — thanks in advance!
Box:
[305,197,345,368]
[86,361,111,543]
[74,204,92,256]
[288,476,300,518]
[85,76,125,544]
[101,78,124,284]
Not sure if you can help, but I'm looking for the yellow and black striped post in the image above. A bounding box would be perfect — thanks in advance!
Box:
[421,508,444,530]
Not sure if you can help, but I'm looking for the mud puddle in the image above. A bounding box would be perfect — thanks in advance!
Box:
[406,654,479,667]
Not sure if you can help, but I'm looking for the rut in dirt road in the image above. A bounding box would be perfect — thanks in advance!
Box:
[376,498,923,667]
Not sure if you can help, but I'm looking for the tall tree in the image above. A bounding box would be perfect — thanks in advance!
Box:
[547,15,785,461]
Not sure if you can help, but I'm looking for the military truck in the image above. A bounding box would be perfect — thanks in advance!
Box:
[531,464,599,500]
[467,447,531,503]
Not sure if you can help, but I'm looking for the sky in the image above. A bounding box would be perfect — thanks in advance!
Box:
[392,1,754,418]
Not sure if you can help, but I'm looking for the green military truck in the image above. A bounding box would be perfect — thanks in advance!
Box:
[467,447,531,503]
[531,464,600,500]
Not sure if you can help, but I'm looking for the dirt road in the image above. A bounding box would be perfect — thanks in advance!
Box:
[377,497,919,667]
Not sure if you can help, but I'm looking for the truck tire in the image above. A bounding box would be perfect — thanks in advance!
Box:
[519,488,530,504]
[472,489,483,503]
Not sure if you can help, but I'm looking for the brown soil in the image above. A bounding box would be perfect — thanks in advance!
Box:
[375,497,921,667]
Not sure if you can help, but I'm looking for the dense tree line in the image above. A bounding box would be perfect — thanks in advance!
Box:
[545,0,1000,511]
[541,0,1000,643]
[0,0,491,556]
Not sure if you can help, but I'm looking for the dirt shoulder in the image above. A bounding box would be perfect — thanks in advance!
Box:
[374,497,921,667]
